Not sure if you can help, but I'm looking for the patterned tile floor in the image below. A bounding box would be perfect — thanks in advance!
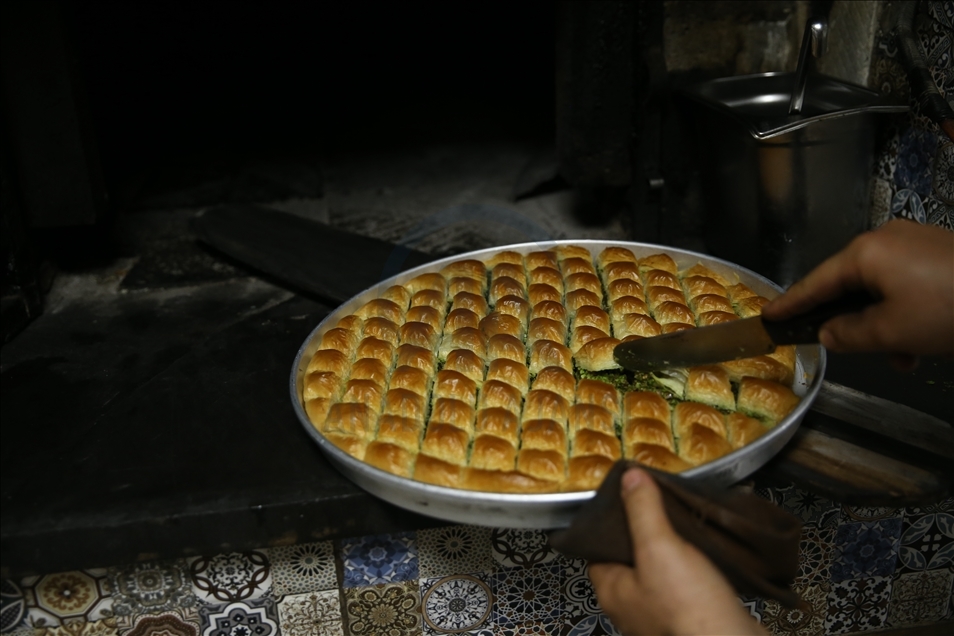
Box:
[2,484,952,636]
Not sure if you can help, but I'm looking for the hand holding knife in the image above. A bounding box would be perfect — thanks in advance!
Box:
[613,291,877,373]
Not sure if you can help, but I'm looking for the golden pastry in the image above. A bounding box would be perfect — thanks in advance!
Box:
[304,243,806,494]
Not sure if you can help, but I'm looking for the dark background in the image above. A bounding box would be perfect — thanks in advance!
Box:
[67,1,556,196]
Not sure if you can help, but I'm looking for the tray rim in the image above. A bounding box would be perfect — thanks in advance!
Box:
[290,239,826,527]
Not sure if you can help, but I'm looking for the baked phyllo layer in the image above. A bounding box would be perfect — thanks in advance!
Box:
[302,247,800,492]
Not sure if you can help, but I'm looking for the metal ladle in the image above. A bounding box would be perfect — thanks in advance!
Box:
[789,17,828,114]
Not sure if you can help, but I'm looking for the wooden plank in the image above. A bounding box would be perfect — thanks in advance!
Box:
[762,427,951,506]
[811,381,954,461]
[194,204,437,304]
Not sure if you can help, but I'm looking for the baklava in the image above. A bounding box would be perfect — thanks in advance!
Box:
[302,246,801,493]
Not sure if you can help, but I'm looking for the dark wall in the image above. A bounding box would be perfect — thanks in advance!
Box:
[65,1,556,193]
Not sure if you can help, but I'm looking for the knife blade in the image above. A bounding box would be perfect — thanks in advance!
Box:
[614,291,876,372]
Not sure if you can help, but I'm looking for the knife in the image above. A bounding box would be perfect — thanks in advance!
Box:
[613,291,877,372]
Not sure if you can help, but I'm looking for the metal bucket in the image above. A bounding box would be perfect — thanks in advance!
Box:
[682,72,907,286]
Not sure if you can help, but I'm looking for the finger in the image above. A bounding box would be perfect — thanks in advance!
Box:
[818,307,895,353]
[587,562,642,622]
[620,468,678,558]
[763,243,865,321]
[587,562,629,589]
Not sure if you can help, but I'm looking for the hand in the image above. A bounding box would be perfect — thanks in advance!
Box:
[588,468,764,636]
[762,220,954,366]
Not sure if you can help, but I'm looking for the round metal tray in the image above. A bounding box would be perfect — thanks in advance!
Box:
[290,240,826,528]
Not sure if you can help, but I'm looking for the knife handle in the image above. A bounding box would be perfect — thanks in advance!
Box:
[762,290,879,345]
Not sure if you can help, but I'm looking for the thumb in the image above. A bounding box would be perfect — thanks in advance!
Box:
[621,468,679,558]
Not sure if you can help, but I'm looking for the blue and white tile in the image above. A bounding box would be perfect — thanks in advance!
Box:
[268,541,337,596]
[561,558,620,636]
[490,529,558,570]
[0,580,27,634]
[830,518,902,582]
[933,141,954,204]
[419,574,492,635]
[340,532,418,588]
[891,189,928,224]
[495,620,562,636]
[924,194,954,230]
[188,551,272,604]
[198,597,279,636]
[874,126,901,181]
[904,498,954,516]
[417,525,494,579]
[824,576,891,635]
[897,511,954,574]
[491,563,562,630]
[562,614,622,636]
[277,589,343,636]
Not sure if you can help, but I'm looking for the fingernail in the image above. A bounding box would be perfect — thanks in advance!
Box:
[819,329,836,350]
[622,468,645,493]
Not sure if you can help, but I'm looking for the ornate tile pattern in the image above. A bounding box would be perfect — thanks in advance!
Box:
[891,189,928,224]
[761,583,829,636]
[268,541,337,596]
[417,525,494,578]
[341,532,418,588]
[870,177,894,228]
[906,498,954,516]
[0,580,27,634]
[560,558,621,635]
[774,486,840,526]
[420,575,492,635]
[897,511,954,573]
[888,569,954,627]
[197,598,279,636]
[796,526,835,585]
[830,518,902,582]
[277,590,343,636]
[824,576,891,635]
[9,495,954,636]
[343,582,421,636]
[21,569,113,629]
[491,563,562,630]
[561,558,600,627]
[31,618,119,635]
[894,128,939,197]
[934,141,954,204]
[490,529,558,570]
[562,614,621,636]
[738,595,763,624]
[188,552,272,604]
[108,560,197,619]
[866,0,954,231]
[496,620,562,635]
[840,505,903,523]
[122,611,199,636]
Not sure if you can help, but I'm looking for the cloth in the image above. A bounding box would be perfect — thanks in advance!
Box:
[548,461,805,608]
